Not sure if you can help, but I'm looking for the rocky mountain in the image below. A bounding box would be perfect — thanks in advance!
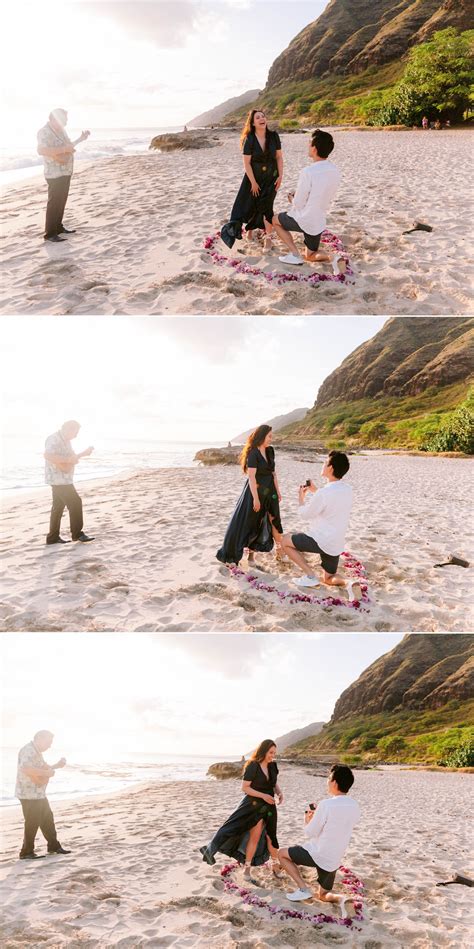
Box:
[275,721,325,752]
[313,318,473,407]
[266,0,472,87]
[188,89,261,127]
[280,318,473,450]
[232,407,309,444]
[284,635,474,765]
[331,635,474,720]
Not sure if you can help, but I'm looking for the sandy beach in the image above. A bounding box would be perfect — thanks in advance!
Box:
[1,130,472,316]
[0,453,472,633]
[1,765,472,947]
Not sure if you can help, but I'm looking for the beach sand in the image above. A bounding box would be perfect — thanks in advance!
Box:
[0,453,472,633]
[1,765,472,947]
[1,130,472,316]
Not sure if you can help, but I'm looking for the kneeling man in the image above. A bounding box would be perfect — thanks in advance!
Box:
[278,764,360,909]
[272,128,342,270]
[281,450,353,589]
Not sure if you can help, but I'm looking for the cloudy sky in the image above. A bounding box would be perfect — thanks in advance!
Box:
[3,1,327,135]
[1,633,403,756]
[1,316,386,453]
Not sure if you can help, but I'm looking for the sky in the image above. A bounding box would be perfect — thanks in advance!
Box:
[0,633,403,756]
[0,316,387,453]
[2,1,327,137]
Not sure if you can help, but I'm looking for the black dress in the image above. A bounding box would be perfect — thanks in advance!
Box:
[220,130,282,249]
[208,760,279,866]
[216,446,283,565]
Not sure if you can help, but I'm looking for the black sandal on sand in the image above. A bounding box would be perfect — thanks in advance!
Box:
[436,874,473,887]
[199,846,216,866]
[433,555,470,568]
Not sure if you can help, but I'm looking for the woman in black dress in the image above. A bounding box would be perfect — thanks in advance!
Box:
[200,739,284,881]
[216,424,283,566]
[220,110,283,251]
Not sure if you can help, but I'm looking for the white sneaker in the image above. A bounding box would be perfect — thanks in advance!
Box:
[286,888,312,901]
[279,253,303,266]
[332,255,346,275]
[294,575,320,588]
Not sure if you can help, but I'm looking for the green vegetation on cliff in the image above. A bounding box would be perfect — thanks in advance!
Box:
[223,61,404,128]
[285,700,474,767]
[278,383,473,452]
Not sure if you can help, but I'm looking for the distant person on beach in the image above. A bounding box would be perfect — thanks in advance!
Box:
[216,425,283,565]
[200,739,284,882]
[44,420,94,545]
[16,730,71,860]
[272,129,342,271]
[280,451,353,589]
[422,116,429,130]
[220,110,283,251]
[277,764,360,908]
[37,108,90,243]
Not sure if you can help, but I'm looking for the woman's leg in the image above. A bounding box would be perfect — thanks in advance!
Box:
[269,514,285,560]
[245,819,264,866]
[266,835,284,876]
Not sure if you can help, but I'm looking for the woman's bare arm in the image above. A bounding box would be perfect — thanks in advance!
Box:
[275,149,283,190]
[273,470,282,500]
[243,155,259,195]
[247,468,260,510]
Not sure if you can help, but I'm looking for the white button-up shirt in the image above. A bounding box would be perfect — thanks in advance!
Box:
[291,160,341,236]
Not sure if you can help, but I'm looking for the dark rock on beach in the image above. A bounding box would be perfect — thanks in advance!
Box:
[149,131,222,152]
[207,761,244,779]
[194,447,240,466]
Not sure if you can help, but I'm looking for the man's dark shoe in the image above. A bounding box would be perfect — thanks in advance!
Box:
[44,235,66,243]
[48,846,71,855]
[59,227,76,234]
[199,846,216,866]
[74,532,95,543]
[46,537,70,545]
[20,853,45,860]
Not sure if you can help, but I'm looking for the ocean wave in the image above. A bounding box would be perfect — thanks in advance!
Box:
[0,155,43,172]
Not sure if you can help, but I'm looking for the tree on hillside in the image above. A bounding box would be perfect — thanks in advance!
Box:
[422,390,474,454]
[374,28,474,126]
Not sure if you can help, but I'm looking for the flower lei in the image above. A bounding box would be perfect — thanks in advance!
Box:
[229,551,370,611]
[220,862,364,929]
[203,230,354,286]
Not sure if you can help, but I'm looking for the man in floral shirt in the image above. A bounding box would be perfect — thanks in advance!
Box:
[37,108,90,242]
[15,730,70,860]
[44,419,95,545]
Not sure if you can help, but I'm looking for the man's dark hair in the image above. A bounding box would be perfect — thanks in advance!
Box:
[330,764,354,793]
[312,129,334,159]
[328,450,349,479]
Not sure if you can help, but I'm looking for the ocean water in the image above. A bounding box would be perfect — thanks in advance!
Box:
[0,126,183,187]
[0,436,224,495]
[1,748,235,807]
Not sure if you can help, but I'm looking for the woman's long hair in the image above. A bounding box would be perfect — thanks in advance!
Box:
[240,108,268,151]
[240,424,272,472]
[245,739,276,773]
